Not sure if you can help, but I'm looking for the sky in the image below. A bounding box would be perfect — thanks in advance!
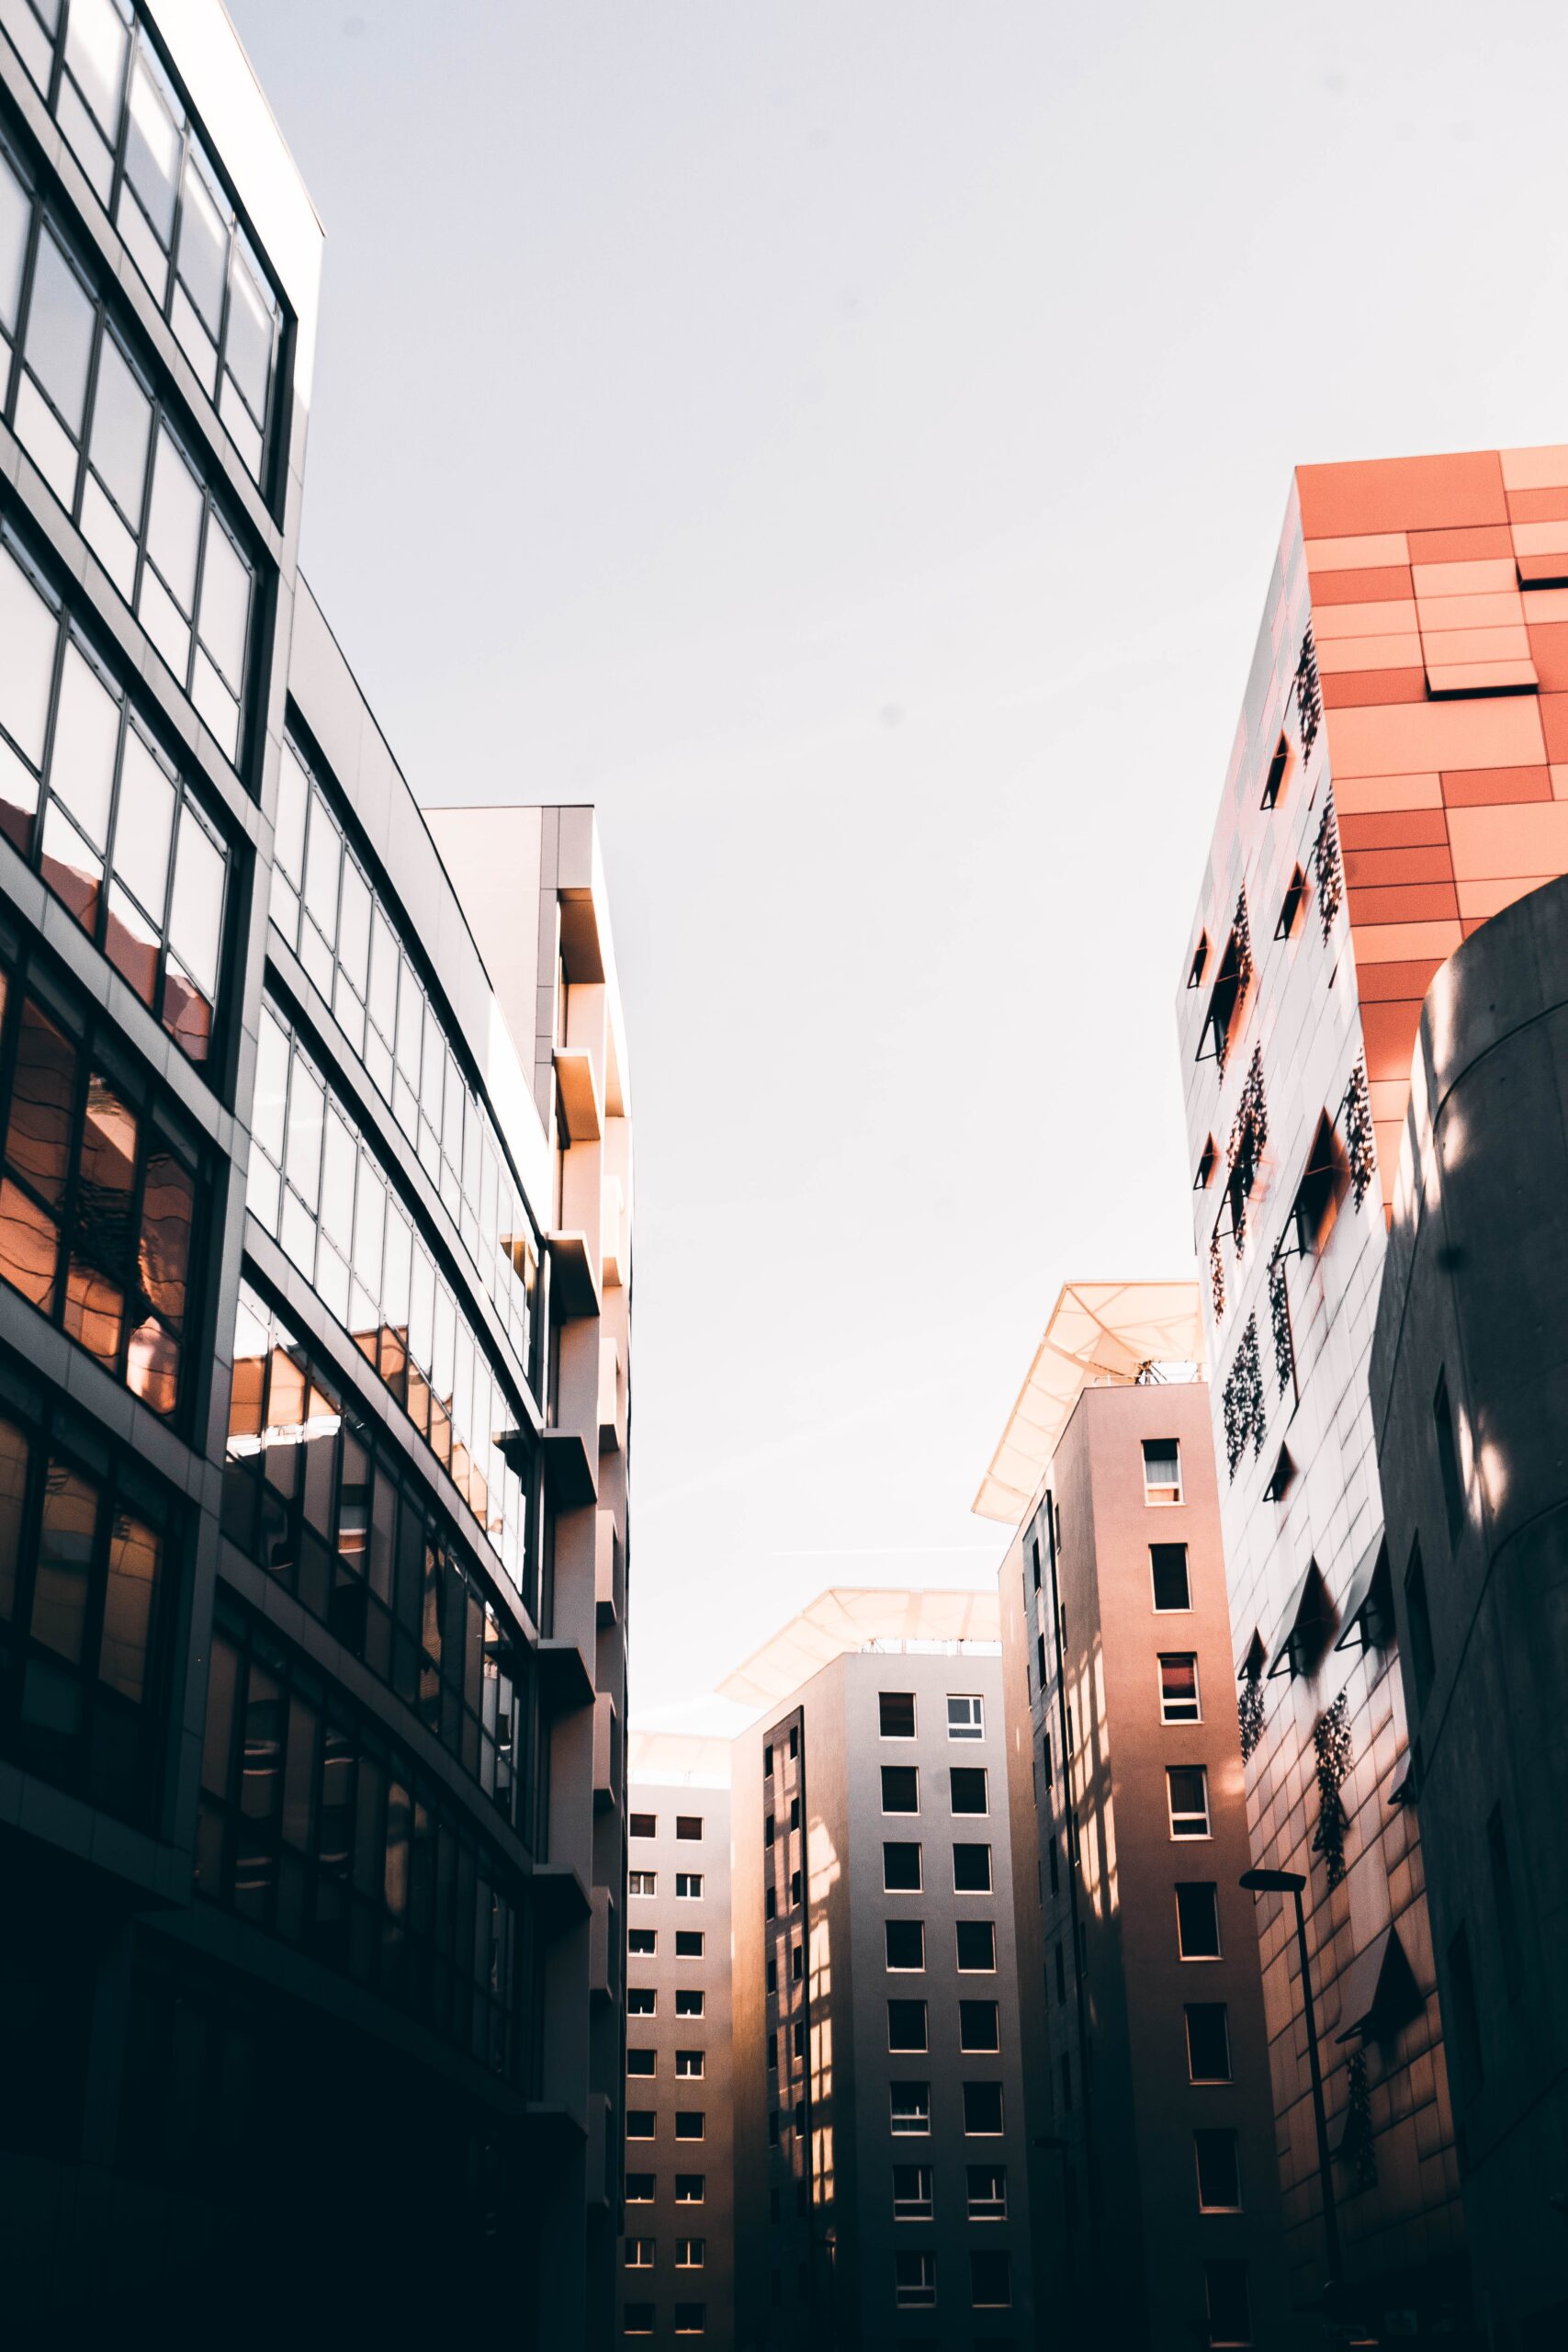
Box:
[227,0,1568,1731]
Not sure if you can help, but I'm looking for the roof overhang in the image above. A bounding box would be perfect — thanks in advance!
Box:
[716,1587,1000,1714]
[972,1280,1203,1525]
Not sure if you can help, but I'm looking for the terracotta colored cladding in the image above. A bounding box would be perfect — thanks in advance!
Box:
[1301,445,1568,1182]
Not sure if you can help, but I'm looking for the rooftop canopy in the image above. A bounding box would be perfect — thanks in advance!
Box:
[973,1279,1203,1525]
[626,1730,733,1787]
[716,1587,1000,1714]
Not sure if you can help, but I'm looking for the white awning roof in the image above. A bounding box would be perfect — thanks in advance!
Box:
[972,1279,1203,1525]
[716,1588,1001,1713]
[627,1730,733,1787]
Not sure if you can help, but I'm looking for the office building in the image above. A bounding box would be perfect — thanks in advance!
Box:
[726,1589,1035,2350]
[1371,872,1568,2347]
[979,1282,1294,2352]
[618,1732,736,2349]
[1172,446,1568,2338]
[0,3,632,2338]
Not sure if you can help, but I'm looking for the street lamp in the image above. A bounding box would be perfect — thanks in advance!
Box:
[1240,1866,1342,2291]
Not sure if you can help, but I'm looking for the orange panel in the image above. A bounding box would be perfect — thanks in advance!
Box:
[1325,695,1546,775]
[1347,881,1461,924]
[1521,588,1568,622]
[1350,918,1464,962]
[1354,954,1447,1001]
[1517,553,1568,584]
[1314,598,1419,639]
[1309,564,1415,605]
[1551,765,1568,798]
[1527,623,1568,688]
[1303,533,1410,571]
[1343,843,1453,888]
[1536,695,1568,759]
[1296,452,1506,538]
[1507,488,1568,524]
[1512,521,1568,555]
[1500,444,1568,491]
[1410,558,1518,597]
[1456,875,1554,920]
[1406,526,1515,562]
[1323,671,1428,708]
[1333,773,1444,813]
[1426,662,1539,694]
[1439,764,1552,807]
[1360,999,1423,1082]
[1419,626,1530,663]
[1338,808,1450,850]
[1317,632,1425,673]
[1446,798,1568,879]
[1414,590,1525,628]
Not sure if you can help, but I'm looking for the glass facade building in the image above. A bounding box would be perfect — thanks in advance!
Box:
[0,6,633,2342]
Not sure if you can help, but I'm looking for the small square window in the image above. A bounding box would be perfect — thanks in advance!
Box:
[764,1812,775,1844]
[966,2163,1007,2221]
[963,2080,1003,2135]
[1143,1439,1182,1506]
[956,1918,996,1973]
[1195,2128,1242,2211]
[789,1869,802,1907]
[675,1930,704,1959]
[884,1841,922,1892]
[791,1941,804,1981]
[970,2248,1011,2309]
[1261,729,1290,810]
[674,2174,705,2203]
[882,1765,919,1815]
[892,2163,933,2221]
[886,1917,925,1971]
[675,2237,705,2268]
[947,1693,984,1740]
[1206,2260,1252,2348]
[675,2111,705,2141]
[1168,1766,1211,1839]
[895,2252,936,2310]
[625,2237,656,2269]
[628,1871,657,1897]
[623,2302,655,2335]
[626,2110,655,2139]
[627,1987,656,2016]
[880,1690,917,1738]
[890,2080,931,2135]
[626,2172,655,2202]
[676,2050,705,2078]
[629,1812,657,1838]
[1159,1653,1201,1723]
[675,1987,705,2018]
[676,1872,704,1899]
[628,1928,657,1955]
[763,1742,773,1778]
[789,1795,800,1829]
[950,1768,988,1816]
[676,1814,703,1840]
[959,1999,999,2052]
[887,1999,928,2052]
[953,1842,992,1893]
[1151,1543,1191,1611]
[788,1728,798,1758]
[673,2302,705,2335]
[1186,2003,1233,2083]
[1176,1882,1222,1960]
[627,2048,656,2076]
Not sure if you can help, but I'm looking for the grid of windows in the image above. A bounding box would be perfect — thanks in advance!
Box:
[0,938,198,1417]
[247,1001,529,1587]
[0,534,228,1063]
[0,1374,170,1822]
[269,739,539,1384]
[0,131,255,756]
[195,1594,528,2086]
[221,1279,535,1832]
[0,0,283,484]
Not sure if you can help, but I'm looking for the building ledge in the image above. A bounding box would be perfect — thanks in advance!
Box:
[554,1045,603,1142]
[548,1229,601,1319]
[537,1635,595,1715]
[542,1427,597,1508]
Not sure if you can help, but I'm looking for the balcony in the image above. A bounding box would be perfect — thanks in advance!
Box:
[554,1044,603,1143]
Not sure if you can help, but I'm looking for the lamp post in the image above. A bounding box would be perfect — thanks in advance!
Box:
[1240,1865,1342,2291]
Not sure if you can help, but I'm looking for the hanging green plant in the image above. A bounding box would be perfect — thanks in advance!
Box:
[1340,2046,1377,2190]
[1238,1656,1266,1763]
[1312,1690,1353,1888]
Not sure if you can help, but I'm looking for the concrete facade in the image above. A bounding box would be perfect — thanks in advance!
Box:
[731,1622,1036,2350]
[0,5,631,2338]
[1371,872,1568,2347]
[998,1371,1292,2350]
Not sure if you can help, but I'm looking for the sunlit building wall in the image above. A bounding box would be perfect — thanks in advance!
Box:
[1174,447,1568,2337]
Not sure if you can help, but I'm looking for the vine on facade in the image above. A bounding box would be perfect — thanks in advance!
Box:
[1314,793,1344,941]
[1268,1251,1294,1396]
[1209,1232,1226,1323]
[1345,1058,1375,1209]
[1213,891,1255,1080]
[1340,2047,1378,2190]
[1295,624,1324,767]
[1226,1045,1269,1256]
[1222,1315,1267,1479]
[1312,1690,1354,1889]
[1238,1647,1266,1764]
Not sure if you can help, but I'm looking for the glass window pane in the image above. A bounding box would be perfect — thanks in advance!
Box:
[367,908,397,1043]
[25,231,96,433]
[320,1108,356,1250]
[32,1457,98,1664]
[0,1408,30,1628]
[64,0,130,137]
[303,801,342,944]
[167,802,224,998]
[176,153,226,330]
[0,542,60,769]
[338,857,371,999]
[88,334,152,525]
[253,1007,290,1165]
[110,729,175,921]
[274,745,310,888]
[146,428,202,612]
[66,1071,137,1364]
[224,246,273,418]
[0,150,29,337]
[197,519,249,687]
[51,640,120,851]
[7,995,78,1209]
[284,1052,323,1211]
[99,1507,159,1702]
[140,1141,194,1333]
[123,54,180,243]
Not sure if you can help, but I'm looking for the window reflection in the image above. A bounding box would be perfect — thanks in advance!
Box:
[0,534,230,1066]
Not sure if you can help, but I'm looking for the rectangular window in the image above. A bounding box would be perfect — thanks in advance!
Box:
[674,2176,705,2203]
[959,2000,999,2052]
[629,1870,657,1897]
[1176,1882,1222,1959]
[675,1931,704,1959]
[1055,1940,1066,2005]
[672,2303,705,2335]
[892,2163,933,2221]
[894,2252,936,2310]
[627,1987,656,2016]
[970,2249,1011,2309]
[674,2111,705,2141]
[623,2303,654,2335]
[956,1919,996,1973]
[1143,1439,1183,1505]
[879,1690,916,1737]
[889,2081,930,2136]
[967,2163,1007,2221]
[676,1814,703,1840]
[881,1764,919,1815]
[626,2110,655,2139]
[1448,1922,1484,2098]
[953,1841,992,1893]
[628,1928,657,1956]
[1185,2003,1232,2082]
[625,2238,655,2268]
[963,2081,1004,2135]
[950,1767,989,1815]
[763,1741,773,1778]
[1159,1653,1201,1723]
[887,1999,928,2052]
[1205,2260,1252,2347]
[791,1941,804,1981]
[1195,2128,1242,2211]
[675,1987,705,2018]
[947,1693,984,1740]
[1405,1538,1436,1711]
[1151,1543,1191,1611]
[789,1869,802,1907]
[1167,1765,1211,1838]
[625,2173,654,2202]
[676,2050,705,2078]
[629,1811,656,1838]
[884,1841,921,1892]
[1434,1368,1465,1542]
[626,2049,656,2076]
[886,1917,925,1971]
[675,1872,703,1899]
[675,2239,704,2268]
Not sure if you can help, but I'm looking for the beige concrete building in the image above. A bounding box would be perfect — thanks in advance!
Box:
[616,1734,736,2349]
[726,1592,1036,2350]
[980,1284,1293,2351]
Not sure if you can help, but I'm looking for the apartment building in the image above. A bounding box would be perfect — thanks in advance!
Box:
[617,1734,736,2349]
[979,1282,1293,2352]
[727,1591,1035,2351]
[0,4,631,2338]
[1172,446,1568,2342]
[1371,874,1568,2348]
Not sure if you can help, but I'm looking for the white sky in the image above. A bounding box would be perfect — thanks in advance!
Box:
[228,0,1568,1730]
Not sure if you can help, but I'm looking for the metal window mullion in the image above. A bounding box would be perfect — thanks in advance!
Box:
[6,177,48,440]
[184,487,211,700]
[89,668,133,964]
[28,580,71,879]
